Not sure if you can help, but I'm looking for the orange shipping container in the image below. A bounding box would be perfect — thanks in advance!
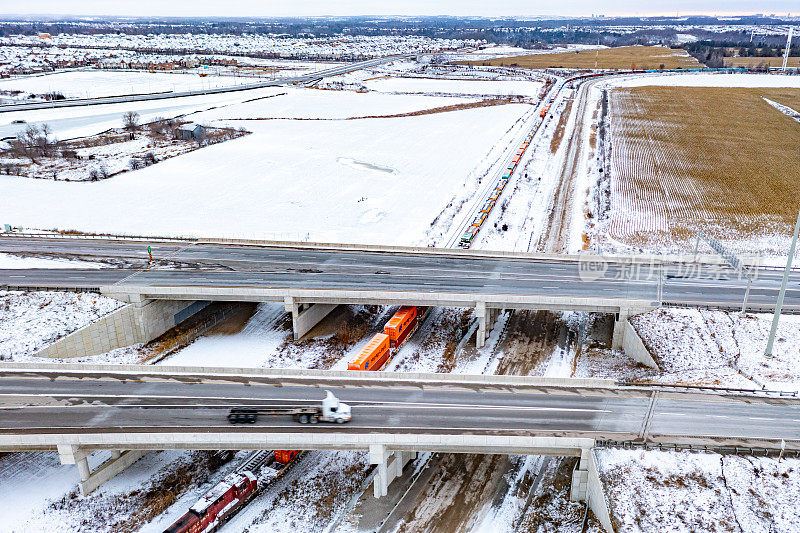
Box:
[348,333,391,371]
[384,306,417,346]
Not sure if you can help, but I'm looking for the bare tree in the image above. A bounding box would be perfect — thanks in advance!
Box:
[9,123,56,162]
[123,111,140,131]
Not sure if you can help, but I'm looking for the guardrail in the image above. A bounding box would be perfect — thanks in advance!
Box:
[596,440,800,458]
[619,381,799,397]
[0,362,616,388]
[0,232,196,243]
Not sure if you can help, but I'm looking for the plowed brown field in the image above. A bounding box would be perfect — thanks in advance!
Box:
[607,86,800,251]
[462,45,704,70]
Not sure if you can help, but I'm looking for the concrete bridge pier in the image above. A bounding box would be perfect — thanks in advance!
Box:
[284,297,338,340]
[57,445,147,496]
[612,306,654,350]
[370,444,416,498]
[476,303,503,349]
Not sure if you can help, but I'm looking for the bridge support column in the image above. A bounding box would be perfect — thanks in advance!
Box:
[58,446,147,496]
[611,309,632,350]
[476,303,502,349]
[612,307,655,350]
[284,297,338,340]
[370,445,415,499]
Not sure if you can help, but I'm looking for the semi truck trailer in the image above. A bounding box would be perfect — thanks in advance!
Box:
[227,390,351,425]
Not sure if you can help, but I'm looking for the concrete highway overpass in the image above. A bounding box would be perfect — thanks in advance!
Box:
[1,235,798,357]
[0,364,798,506]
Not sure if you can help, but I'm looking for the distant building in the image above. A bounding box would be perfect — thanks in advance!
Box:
[175,123,206,141]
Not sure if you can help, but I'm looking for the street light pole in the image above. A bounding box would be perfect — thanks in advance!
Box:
[764,204,800,357]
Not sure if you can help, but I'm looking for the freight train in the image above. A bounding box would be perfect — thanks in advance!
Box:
[348,306,429,370]
[164,450,301,533]
[459,66,763,249]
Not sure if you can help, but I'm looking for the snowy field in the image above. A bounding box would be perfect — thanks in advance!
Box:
[632,307,800,391]
[362,76,543,97]
[0,70,257,100]
[0,290,122,359]
[0,87,283,139]
[192,86,474,120]
[1,91,530,243]
[607,72,800,89]
[597,448,800,532]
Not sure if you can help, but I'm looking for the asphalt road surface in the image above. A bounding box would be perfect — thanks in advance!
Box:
[1,237,799,310]
[0,371,798,447]
[0,56,401,113]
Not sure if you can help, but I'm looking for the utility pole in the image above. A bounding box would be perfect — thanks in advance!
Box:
[782,27,794,72]
[764,205,800,357]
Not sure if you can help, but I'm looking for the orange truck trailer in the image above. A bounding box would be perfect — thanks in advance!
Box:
[348,333,391,371]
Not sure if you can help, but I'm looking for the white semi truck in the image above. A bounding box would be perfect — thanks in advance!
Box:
[227,390,352,425]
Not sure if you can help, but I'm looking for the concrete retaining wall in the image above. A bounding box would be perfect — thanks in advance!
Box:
[588,449,615,533]
[622,320,659,369]
[33,299,206,358]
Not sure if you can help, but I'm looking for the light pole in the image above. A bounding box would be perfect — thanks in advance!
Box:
[764,204,800,357]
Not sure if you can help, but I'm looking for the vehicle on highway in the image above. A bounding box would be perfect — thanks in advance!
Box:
[227,390,351,424]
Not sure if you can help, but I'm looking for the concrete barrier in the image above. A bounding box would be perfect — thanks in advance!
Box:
[0,362,617,389]
[621,320,659,370]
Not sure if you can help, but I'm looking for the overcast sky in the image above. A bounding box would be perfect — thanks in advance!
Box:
[2,1,798,18]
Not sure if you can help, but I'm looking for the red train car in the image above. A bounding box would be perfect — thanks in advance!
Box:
[164,471,257,533]
[274,450,299,464]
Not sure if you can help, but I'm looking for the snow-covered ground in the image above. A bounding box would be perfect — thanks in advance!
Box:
[1,90,530,243]
[0,87,283,139]
[0,252,102,269]
[632,307,800,391]
[0,290,123,360]
[607,72,800,89]
[0,70,258,99]
[597,448,800,532]
[362,76,543,97]
[191,87,474,120]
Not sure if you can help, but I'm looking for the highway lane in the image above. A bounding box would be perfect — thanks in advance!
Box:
[0,56,400,113]
[3,264,800,310]
[2,237,800,309]
[0,372,798,446]
[0,236,789,281]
